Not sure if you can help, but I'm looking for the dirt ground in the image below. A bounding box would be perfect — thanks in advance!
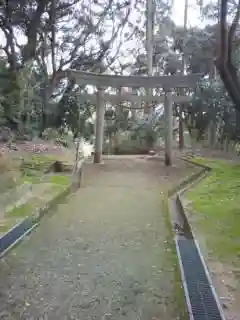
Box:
[208,260,240,320]
[0,157,196,320]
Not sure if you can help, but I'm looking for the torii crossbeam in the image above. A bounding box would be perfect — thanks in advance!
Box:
[68,70,200,89]
[76,93,192,105]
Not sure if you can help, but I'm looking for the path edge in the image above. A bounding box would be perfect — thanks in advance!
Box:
[161,158,211,319]
[0,159,84,258]
[168,157,211,197]
[164,158,226,320]
[162,192,190,319]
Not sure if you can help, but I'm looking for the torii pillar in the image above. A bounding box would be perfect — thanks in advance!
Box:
[94,87,105,163]
[164,91,173,166]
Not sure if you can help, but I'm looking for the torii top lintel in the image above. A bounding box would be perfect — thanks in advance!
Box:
[68,70,202,89]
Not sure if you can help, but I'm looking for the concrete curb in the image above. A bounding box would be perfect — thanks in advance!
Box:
[177,157,212,195]
[168,169,204,197]
[0,160,84,258]
[164,156,210,198]
[164,156,212,224]
[181,157,212,170]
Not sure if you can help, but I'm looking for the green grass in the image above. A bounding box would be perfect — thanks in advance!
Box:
[50,175,70,186]
[187,157,240,262]
[20,154,57,176]
[1,159,71,233]
[23,174,41,184]
[43,183,67,198]
[7,174,70,219]
[21,155,62,184]
[8,203,33,218]
[0,225,9,233]
[0,220,16,233]
[20,155,72,184]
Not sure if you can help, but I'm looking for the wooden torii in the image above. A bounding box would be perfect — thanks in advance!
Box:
[68,70,201,166]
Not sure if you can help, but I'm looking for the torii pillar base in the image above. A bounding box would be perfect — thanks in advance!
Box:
[93,152,102,164]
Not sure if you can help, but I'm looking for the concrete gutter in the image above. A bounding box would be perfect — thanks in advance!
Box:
[166,158,226,320]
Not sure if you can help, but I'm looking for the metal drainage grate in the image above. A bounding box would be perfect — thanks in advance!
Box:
[177,238,224,320]
[0,218,34,255]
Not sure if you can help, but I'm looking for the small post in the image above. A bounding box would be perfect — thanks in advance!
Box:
[164,90,173,166]
[94,87,105,163]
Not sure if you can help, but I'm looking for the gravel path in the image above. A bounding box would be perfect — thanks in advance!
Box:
[0,157,194,320]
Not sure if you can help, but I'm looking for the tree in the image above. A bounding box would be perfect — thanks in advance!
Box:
[215,0,240,113]
[0,0,139,136]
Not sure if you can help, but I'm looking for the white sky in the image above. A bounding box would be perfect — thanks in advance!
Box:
[172,0,203,27]
[0,0,210,72]
[0,0,204,44]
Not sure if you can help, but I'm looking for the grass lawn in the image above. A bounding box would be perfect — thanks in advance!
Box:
[8,203,34,218]
[20,154,56,175]
[1,154,72,232]
[186,157,240,263]
[6,174,71,219]
[49,174,70,186]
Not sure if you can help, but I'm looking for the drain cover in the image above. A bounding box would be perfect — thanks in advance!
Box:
[177,239,224,320]
[0,218,34,255]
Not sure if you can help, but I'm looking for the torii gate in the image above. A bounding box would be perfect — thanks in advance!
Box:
[68,70,201,166]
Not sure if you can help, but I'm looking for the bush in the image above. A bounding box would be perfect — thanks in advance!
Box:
[55,136,69,148]
[42,128,59,141]
[15,126,33,141]
[42,128,72,148]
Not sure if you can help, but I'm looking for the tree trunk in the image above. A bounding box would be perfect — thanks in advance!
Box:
[208,120,217,148]
[215,0,240,113]
[94,88,105,163]
[108,133,113,155]
[179,114,184,149]
[40,82,48,135]
[164,91,173,166]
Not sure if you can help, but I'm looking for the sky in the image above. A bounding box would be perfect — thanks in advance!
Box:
[0,0,203,45]
[0,0,211,99]
[0,0,209,75]
[172,0,202,27]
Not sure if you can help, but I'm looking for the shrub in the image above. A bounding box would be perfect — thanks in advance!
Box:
[55,136,69,148]
[42,128,59,141]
